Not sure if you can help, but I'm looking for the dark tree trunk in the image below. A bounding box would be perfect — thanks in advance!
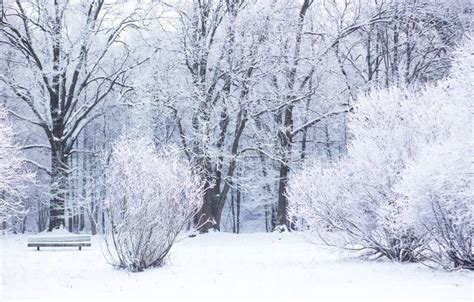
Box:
[277,162,291,228]
[277,105,293,229]
[230,187,236,233]
[274,0,312,230]
[367,24,374,82]
[236,183,240,234]
[259,154,274,232]
[325,123,332,161]
[264,203,270,232]
[213,114,247,229]
[48,146,68,231]
[392,21,399,84]
[197,176,215,232]
[48,2,67,231]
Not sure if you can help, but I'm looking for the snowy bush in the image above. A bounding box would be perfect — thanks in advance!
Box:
[100,137,203,272]
[398,140,473,269]
[288,87,435,262]
[288,158,429,262]
[0,106,34,230]
[396,39,474,269]
[289,39,473,264]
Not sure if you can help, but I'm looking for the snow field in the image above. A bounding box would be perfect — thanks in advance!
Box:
[1,232,472,302]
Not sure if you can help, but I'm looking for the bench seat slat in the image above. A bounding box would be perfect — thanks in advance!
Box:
[28,235,91,243]
[27,243,91,247]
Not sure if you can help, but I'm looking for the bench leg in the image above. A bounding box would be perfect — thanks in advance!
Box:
[37,246,40,251]
[79,245,82,251]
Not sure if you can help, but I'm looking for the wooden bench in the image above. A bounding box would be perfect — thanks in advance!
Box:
[27,234,91,251]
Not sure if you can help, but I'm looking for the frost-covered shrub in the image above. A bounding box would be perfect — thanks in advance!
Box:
[398,140,473,269]
[288,157,429,262]
[396,39,474,270]
[0,106,34,230]
[288,87,437,261]
[289,39,473,263]
[101,137,203,272]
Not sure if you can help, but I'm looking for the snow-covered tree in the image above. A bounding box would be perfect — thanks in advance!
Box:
[1,0,471,235]
[100,136,203,272]
[0,0,157,231]
[0,105,34,231]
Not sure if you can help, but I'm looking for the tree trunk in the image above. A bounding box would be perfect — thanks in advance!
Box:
[213,115,247,229]
[277,161,291,228]
[197,176,215,232]
[230,187,236,233]
[392,22,399,84]
[264,202,270,232]
[325,123,332,161]
[236,183,240,234]
[275,0,312,230]
[48,2,67,232]
[48,146,68,231]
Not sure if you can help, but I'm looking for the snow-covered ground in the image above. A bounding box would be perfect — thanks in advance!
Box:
[1,232,472,302]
